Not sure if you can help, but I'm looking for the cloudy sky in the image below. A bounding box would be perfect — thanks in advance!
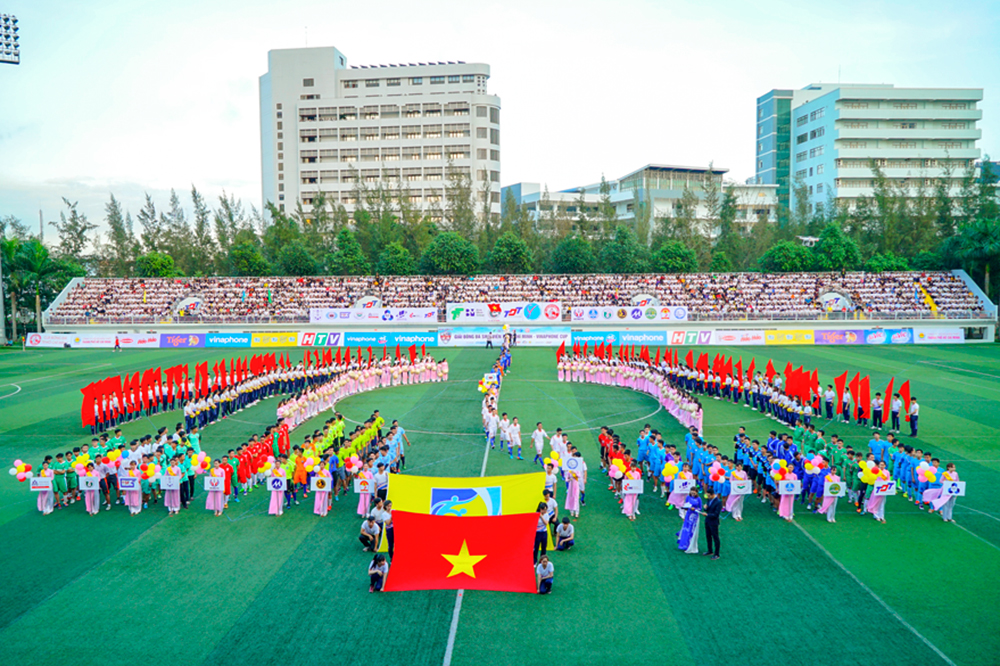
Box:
[1,0,997,236]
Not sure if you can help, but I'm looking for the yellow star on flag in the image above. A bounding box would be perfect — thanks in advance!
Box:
[441,539,487,578]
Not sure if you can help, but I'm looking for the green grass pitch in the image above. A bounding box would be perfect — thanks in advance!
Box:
[0,344,998,666]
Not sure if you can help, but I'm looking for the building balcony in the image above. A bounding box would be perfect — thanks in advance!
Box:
[837,107,982,122]
[836,147,981,160]
[835,166,968,179]
[835,127,981,141]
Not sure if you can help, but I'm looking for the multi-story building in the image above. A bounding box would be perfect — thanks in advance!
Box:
[756,83,983,214]
[259,46,501,222]
[504,164,778,239]
[1,13,18,65]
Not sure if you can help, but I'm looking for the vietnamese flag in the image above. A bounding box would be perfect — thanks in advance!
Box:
[383,512,538,593]
[848,372,861,420]
[684,349,694,369]
[900,380,911,422]
[860,375,871,421]
[834,371,848,414]
[747,357,755,382]
[556,340,566,361]
[735,357,743,386]
[764,359,776,384]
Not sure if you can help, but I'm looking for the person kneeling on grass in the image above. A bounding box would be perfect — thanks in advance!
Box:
[369,554,388,593]
[536,555,554,595]
[555,516,575,551]
[359,515,381,552]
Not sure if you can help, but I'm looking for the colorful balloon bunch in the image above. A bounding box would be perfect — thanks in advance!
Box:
[608,457,627,479]
[303,456,320,472]
[857,460,890,484]
[101,449,123,468]
[189,452,211,475]
[770,459,790,480]
[477,375,499,394]
[708,462,727,483]
[343,454,363,473]
[8,459,33,482]
[915,461,937,484]
[543,451,562,471]
[72,453,92,475]
[139,463,160,480]
[804,455,827,475]
[662,462,680,483]
[261,456,276,474]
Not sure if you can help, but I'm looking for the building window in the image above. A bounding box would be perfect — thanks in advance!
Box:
[893,102,918,110]
[410,77,422,85]
[491,192,500,203]
[303,78,314,87]
[890,141,917,149]
[842,101,869,109]
[476,127,488,139]
[366,79,379,88]
[942,102,967,110]
[424,147,443,160]
[758,143,763,153]
[796,133,808,145]
[490,149,500,161]
[809,107,825,121]
[448,75,460,83]
[817,183,824,193]
[387,78,401,87]
[381,127,400,140]
[817,164,824,175]
[490,107,500,124]
[430,76,445,84]
[893,122,916,129]
[343,80,358,89]
[490,170,500,183]
[942,122,967,129]
[490,128,500,145]
[809,127,825,140]
[809,145,825,158]
[758,160,763,169]
[476,106,488,118]
[796,115,808,127]
[843,141,867,149]
[424,125,442,139]
[843,122,868,129]
[477,148,488,160]
[796,151,808,162]
[795,169,807,178]
[939,141,962,149]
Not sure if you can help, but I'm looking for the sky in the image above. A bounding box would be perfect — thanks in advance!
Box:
[0,0,998,237]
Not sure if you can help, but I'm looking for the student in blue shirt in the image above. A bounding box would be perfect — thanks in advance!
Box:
[868,433,886,463]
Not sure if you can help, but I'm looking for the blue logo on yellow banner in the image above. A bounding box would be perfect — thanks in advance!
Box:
[430,487,502,516]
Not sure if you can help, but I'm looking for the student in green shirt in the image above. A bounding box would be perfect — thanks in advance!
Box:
[188,426,202,454]
[65,449,79,502]
[51,453,70,506]
[109,429,127,449]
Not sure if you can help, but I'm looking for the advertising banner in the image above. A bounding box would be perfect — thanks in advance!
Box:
[569,305,688,323]
[438,327,570,347]
[667,330,714,346]
[445,301,563,325]
[913,328,964,344]
[814,330,864,345]
[27,333,77,348]
[159,333,205,349]
[298,331,345,347]
[309,307,437,324]
[712,330,766,346]
[863,329,913,345]
[619,330,669,345]
[250,332,298,347]
[27,332,151,349]
[205,333,251,348]
[343,331,438,347]
[118,335,160,348]
[570,331,620,346]
[765,330,815,345]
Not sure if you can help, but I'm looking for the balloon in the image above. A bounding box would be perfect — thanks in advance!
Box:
[13,459,22,467]
[8,468,16,476]
[16,472,25,481]
[102,457,110,464]
[551,452,560,460]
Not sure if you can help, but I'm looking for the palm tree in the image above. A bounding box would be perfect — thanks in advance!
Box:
[958,218,1000,299]
[1,237,21,342]
[15,240,61,333]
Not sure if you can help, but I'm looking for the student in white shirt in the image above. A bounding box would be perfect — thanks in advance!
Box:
[908,397,919,437]
[507,417,522,461]
[555,517,575,551]
[531,422,549,465]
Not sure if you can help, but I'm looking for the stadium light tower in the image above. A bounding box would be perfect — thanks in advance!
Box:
[1,13,19,65]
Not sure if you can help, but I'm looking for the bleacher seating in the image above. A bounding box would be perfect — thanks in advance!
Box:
[45,272,987,324]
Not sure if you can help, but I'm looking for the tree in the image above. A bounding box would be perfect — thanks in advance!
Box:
[418,231,479,275]
[136,194,162,254]
[598,225,648,274]
[444,165,477,242]
[16,239,69,332]
[136,252,181,278]
[0,214,32,240]
[377,242,416,275]
[101,194,138,277]
[864,252,910,273]
[214,192,251,272]
[50,198,97,263]
[227,242,270,277]
[546,236,596,274]
[812,223,861,271]
[651,240,698,273]
[486,231,533,274]
[500,188,532,240]
[327,229,371,275]
[277,240,319,276]
[597,175,617,240]
[758,240,814,272]
[190,186,216,274]
[261,203,303,265]
[958,218,1000,298]
[709,250,734,272]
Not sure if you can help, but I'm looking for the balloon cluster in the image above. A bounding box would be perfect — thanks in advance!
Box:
[477,375,499,394]
[261,456,276,474]
[708,462,727,483]
[101,449,123,468]
[189,452,211,475]
[857,460,890,484]
[915,461,936,484]
[303,456,319,472]
[804,455,827,474]
[139,463,160,480]
[502,324,509,331]
[608,457,627,479]
[662,462,680,483]
[72,454,92,476]
[543,451,562,471]
[8,459,33,482]
[770,459,790,480]
[343,454,363,473]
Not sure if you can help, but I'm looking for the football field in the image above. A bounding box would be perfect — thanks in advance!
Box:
[0,344,998,666]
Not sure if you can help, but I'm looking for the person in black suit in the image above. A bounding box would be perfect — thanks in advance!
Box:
[700,488,722,560]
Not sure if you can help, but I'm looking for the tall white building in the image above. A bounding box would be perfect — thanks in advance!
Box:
[259,46,502,222]
[756,83,983,213]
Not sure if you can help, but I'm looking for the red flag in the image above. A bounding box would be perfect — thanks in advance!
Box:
[884,377,895,414]
[357,347,363,365]
[848,372,861,420]
[900,380,911,422]
[421,344,426,358]
[556,341,566,360]
[80,381,101,427]
[834,371,848,414]
[764,359,776,383]
[654,348,660,365]
[860,375,871,421]
[724,356,733,383]
[583,342,589,357]
[395,344,401,361]
[747,358,755,382]
[810,369,819,403]
[279,354,286,370]
[712,354,721,376]
[303,350,310,368]
[735,357,743,386]
[641,346,650,364]
[367,347,373,368]
[408,344,417,363]
[382,347,387,361]
[783,362,793,385]
[631,344,636,361]
[596,342,604,359]
[383,512,538,593]
[323,349,332,367]
[336,347,342,365]
[697,353,708,375]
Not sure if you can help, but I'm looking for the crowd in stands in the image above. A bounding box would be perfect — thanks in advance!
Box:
[46,272,985,323]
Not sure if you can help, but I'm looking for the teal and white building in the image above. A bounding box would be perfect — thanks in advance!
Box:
[755,84,983,213]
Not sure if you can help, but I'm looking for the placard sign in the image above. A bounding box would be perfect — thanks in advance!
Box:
[622,479,644,495]
[873,480,897,497]
[778,480,802,496]
[310,475,332,492]
[78,476,100,491]
[204,476,225,492]
[823,480,847,497]
[563,457,584,476]
[267,476,287,492]
[354,477,374,494]
[942,480,966,497]
[730,479,752,495]
[118,476,139,491]
[160,475,182,491]
[674,478,696,494]
[29,477,52,492]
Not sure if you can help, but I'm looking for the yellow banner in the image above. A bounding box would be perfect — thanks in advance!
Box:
[251,332,298,347]
[764,329,815,345]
